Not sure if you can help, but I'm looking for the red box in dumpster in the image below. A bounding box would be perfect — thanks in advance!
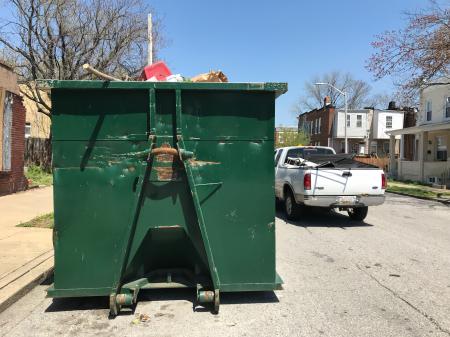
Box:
[140,61,171,81]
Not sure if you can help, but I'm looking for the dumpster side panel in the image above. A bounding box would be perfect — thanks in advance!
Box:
[181,90,276,289]
[52,89,148,141]
[181,91,274,140]
[51,89,149,295]
[185,140,276,289]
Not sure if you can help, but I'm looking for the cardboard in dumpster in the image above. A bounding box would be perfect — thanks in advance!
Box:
[191,70,228,82]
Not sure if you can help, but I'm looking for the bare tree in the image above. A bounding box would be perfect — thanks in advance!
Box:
[293,71,372,114]
[366,92,418,110]
[0,0,166,116]
[367,0,450,99]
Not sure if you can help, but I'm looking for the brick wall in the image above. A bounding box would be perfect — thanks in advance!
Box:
[0,93,28,195]
[302,105,335,146]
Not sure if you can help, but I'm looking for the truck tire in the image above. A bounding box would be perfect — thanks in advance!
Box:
[347,206,368,221]
[284,190,302,220]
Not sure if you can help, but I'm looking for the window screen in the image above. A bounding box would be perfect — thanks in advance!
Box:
[386,116,393,128]
[446,97,450,118]
[1,91,13,171]
[356,115,362,128]
[426,101,432,121]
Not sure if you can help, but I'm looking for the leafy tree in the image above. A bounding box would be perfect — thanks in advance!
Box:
[276,129,310,148]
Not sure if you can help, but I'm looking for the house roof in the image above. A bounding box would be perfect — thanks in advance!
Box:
[387,121,450,135]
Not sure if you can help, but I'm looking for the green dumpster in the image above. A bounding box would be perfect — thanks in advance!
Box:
[46,80,287,316]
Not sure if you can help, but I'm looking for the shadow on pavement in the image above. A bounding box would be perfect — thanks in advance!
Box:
[45,296,109,312]
[220,290,279,305]
[276,206,373,229]
[44,287,279,314]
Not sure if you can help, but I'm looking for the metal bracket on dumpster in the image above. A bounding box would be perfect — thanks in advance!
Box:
[110,136,157,316]
[176,136,221,294]
[109,89,221,316]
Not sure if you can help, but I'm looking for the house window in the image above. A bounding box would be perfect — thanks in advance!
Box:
[25,122,31,138]
[426,101,432,121]
[370,141,377,156]
[386,116,393,129]
[356,115,362,128]
[436,136,447,161]
[383,142,390,154]
[318,118,321,134]
[446,97,450,118]
[346,114,350,127]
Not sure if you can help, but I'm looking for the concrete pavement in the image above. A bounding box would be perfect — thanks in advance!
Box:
[0,187,53,313]
[0,193,449,337]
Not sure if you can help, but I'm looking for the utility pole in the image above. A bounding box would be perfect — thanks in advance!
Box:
[315,82,348,153]
[147,13,153,65]
[343,91,348,154]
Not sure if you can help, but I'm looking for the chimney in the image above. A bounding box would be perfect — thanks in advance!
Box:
[388,101,396,110]
[324,96,331,107]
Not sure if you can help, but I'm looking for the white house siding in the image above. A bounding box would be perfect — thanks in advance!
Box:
[334,110,369,138]
[419,82,450,125]
[373,111,403,140]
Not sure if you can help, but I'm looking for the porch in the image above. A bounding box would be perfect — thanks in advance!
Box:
[388,122,450,186]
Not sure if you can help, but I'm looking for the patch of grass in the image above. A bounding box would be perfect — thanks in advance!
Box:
[387,183,450,199]
[17,213,54,229]
[25,165,53,187]
[387,178,431,187]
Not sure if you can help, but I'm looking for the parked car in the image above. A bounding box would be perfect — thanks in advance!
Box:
[275,146,386,221]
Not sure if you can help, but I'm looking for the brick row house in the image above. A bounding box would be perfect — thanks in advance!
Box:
[298,97,416,157]
[297,97,335,147]
[0,61,28,195]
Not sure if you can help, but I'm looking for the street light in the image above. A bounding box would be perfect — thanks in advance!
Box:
[315,82,348,154]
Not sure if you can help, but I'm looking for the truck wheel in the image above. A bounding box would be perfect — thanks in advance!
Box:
[347,207,368,221]
[285,190,301,220]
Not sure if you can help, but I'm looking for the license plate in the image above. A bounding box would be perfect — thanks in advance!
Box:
[336,196,357,205]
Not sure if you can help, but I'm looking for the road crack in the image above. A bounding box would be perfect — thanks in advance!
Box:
[355,264,450,336]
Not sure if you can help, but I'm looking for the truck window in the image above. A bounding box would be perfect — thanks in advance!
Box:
[275,150,282,166]
[303,148,334,156]
[284,148,303,163]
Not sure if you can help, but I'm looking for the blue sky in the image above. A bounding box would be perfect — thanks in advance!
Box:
[0,0,428,125]
[152,0,427,126]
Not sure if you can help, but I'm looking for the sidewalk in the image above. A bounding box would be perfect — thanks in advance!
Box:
[0,187,54,313]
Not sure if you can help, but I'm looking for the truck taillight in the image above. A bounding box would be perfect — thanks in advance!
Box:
[304,173,311,190]
[381,173,387,190]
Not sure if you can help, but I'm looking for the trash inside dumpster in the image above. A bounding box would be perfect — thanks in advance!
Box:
[46,80,287,316]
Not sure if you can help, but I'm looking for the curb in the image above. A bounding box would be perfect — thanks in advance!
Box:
[386,191,450,205]
[0,253,54,314]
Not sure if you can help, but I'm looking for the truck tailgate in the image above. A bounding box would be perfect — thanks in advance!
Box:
[310,168,383,196]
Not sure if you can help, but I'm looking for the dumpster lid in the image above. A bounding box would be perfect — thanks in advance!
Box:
[41,80,288,98]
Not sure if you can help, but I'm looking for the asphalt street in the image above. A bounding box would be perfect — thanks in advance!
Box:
[0,193,449,337]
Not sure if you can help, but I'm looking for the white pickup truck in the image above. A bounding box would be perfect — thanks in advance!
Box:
[275,146,386,221]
